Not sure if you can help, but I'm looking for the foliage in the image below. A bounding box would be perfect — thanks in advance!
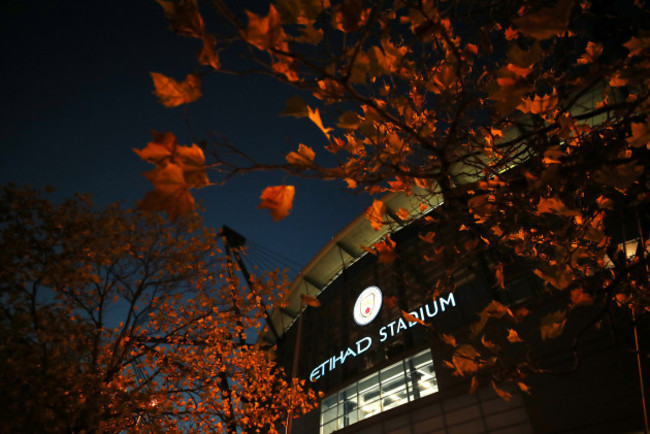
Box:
[138,0,650,392]
[0,185,318,433]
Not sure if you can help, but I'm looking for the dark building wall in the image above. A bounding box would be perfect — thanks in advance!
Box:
[277,221,649,433]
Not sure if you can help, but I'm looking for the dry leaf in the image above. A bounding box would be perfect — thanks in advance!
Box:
[258,185,295,221]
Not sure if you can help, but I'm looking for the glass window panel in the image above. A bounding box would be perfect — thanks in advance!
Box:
[320,350,439,433]
[321,419,340,434]
[381,378,407,398]
[341,399,358,426]
[359,384,380,406]
[358,398,382,420]
[322,395,338,412]
[410,350,433,369]
[358,372,379,394]
[380,362,404,383]
[383,387,410,411]
[321,406,338,425]
[418,376,438,398]
[339,383,357,402]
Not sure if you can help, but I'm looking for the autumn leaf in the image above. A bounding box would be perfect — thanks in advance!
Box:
[593,161,644,190]
[286,144,315,165]
[140,164,195,221]
[472,300,512,335]
[157,0,204,38]
[540,311,567,340]
[536,196,580,217]
[481,335,500,352]
[440,333,457,347]
[450,345,483,376]
[518,90,558,115]
[623,35,650,57]
[517,382,531,394]
[241,5,287,52]
[337,111,361,129]
[396,208,410,221]
[504,26,519,41]
[280,96,309,118]
[507,329,523,343]
[151,72,202,108]
[495,263,505,289]
[135,131,209,190]
[492,381,512,401]
[513,0,574,40]
[419,231,435,243]
[374,237,397,263]
[470,376,479,394]
[307,106,333,138]
[258,185,295,221]
[402,310,428,326]
[577,41,603,64]
[198,34,220,69]
[365,199,386,231]
[300,294,321,307]
[534,266,573,290]
[570,288,593,307]
[626,122,650,148]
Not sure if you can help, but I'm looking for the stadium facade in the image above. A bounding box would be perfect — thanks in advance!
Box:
[259,193,649,434]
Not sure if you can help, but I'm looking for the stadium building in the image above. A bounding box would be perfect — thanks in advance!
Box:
[257,192,649,434]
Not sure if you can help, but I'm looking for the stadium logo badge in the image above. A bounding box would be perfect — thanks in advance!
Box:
[353,286,382,326]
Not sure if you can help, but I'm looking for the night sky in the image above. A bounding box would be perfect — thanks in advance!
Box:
[0,1,371,270]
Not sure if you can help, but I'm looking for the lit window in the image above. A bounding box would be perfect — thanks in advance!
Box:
[320,349,438,434]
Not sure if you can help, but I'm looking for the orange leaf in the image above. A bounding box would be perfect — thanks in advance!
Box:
[402,310,428,326]
[517,382,531,394]
[301,294,321,307]
[419,231,435,243]
[440,333,457,347]
[307,106,333,138]
[513,0,573,40]
[198,34,220,69]
[396,208,410,221]
[495,263,505,289]
[518,90,558,115]
[469,376,479,394]
[492,381,512,401]
[258,185,295,221]
[627,122,650,148]
[151,72,202,108]
[536,196,580,217]
[507,328,523,343]
[608,71,628,87]
[286,144,315,165]
[280,96,309,118]
[451,345,482,376]
[577,41,603,64]
[570,288,593,307]
[365,199,386,231]
[157,0,204,38]
[139,164,196,221]
[540,311,567,340]
[375,237,397,264]
[481,335,500,352]
[504,26,519,40]
[135,131,209,189]
[241,5,287,52]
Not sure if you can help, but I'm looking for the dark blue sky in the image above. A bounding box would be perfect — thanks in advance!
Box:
[0,1,371,269]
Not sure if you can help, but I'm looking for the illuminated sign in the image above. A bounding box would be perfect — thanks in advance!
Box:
[310,292,456,382]
[353,286,382,326]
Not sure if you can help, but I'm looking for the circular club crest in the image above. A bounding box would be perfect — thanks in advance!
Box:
[353,286,382,326]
